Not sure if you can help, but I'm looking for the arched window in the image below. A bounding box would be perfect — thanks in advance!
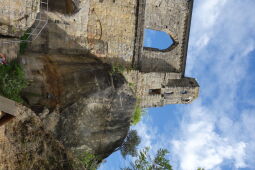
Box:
[143,29,174,50]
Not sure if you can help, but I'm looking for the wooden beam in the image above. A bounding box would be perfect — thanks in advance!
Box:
[0,96,17,117]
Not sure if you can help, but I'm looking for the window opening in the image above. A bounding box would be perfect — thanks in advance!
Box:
[149,89,161,95]
[165,92,173,95]
[182,98,191,103]
[164,92,173,99]
[181,90,187,94]
[143,29,174,50]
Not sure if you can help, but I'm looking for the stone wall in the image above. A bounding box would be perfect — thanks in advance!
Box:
[0,40,19,61]
[122,0,199,107]
[124,71,198,107]
[87,0,137,63]
[139,0,193,74]
[31,0,138,67]
[0,0,40,37]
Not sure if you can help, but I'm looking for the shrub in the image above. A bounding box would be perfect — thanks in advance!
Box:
[0,60,27,103]
[78,152,99,170]
[19,30,30,54]
[132,101,147,125]
[110,64,126,75]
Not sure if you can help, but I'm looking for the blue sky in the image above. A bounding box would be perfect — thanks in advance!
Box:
[99,0,255,169]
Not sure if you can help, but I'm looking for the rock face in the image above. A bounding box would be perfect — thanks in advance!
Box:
[0,0,40,37]
[19,52,136,159]
[56,76,135,159]
[0,52,136,169]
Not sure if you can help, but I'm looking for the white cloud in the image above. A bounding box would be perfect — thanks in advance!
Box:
[171,101,247,170]
[170,0,255,169]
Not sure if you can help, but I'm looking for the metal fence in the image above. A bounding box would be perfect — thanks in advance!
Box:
[2,0,48,44]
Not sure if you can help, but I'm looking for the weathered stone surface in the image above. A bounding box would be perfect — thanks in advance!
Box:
[0,0,40,37]
[0,52,135,169]
[28,0,199,108]
[31,0,137,64]
[0,39,19,61]
[20,52,136,158]
[20,52,113,112]
[55,77,135,159]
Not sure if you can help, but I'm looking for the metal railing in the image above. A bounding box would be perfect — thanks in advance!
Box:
[2,0,48,44]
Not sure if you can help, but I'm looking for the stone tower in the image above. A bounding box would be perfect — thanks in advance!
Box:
[125,0,199,107]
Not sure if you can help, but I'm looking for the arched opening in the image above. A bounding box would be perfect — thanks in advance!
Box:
[48,0,78,14]
[143,29,174,50]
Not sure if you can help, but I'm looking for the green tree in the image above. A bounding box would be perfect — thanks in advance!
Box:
[123,147,173,170]
[120,130,141,158]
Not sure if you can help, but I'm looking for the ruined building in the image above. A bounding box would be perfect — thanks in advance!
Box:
[125,0,199,107]
[0,0,199,110]
[70,0,199,108]
[33,0,199,108]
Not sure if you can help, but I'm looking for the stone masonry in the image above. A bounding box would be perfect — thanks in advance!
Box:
[0,0,40,37]
[27,0,199,108]
[0,0,199,108]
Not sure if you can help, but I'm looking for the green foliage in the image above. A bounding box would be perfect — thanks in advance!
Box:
[78,152,98,170]
[121,130,141,158]
[197,168,205,170]
[128,82,135,89]
[19,31,30,54]
[0,60,27,103]
[132,101,147,125]
[123,147,173,170]
[110,64,126,75]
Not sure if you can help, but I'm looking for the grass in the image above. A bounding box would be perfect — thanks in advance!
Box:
[132,100,147,125]
[0,60,27,103]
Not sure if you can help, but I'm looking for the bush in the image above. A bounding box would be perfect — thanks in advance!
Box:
[78,152,99,170]
[132,101,147,125]
[0,60,27,103]
[110,64,126,75]
[19,30,30,54]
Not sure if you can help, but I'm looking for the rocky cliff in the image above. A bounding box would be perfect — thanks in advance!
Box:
[0,61,135,169]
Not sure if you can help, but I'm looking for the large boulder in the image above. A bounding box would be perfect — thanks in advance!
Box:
[0,0,40,37]
[20,52,136,159]
[0,52,136,169]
